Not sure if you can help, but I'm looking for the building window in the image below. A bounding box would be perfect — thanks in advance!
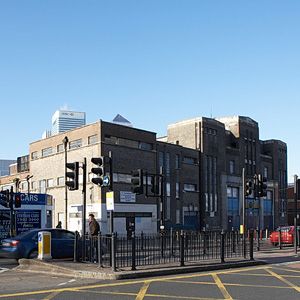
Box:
[176,154,180,169]
[88,135,98,145]
[57,177,64,186]
[70,139,82,149]
[159,152,164,170]
[42,147,53,157]
[183,184,196,192]
[47,179,54,188]
[166,153,171,181]
[264,167,268,179]
[31,151,38,159]
[39,180,46,194]
[57,144,64,152]
[139,142,153,150]
[176,183,180,198]
[229,160,235,174]
[183,156,197,165]
[21,181,28,191]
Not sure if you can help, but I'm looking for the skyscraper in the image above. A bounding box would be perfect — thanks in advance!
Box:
[51,110,86,136]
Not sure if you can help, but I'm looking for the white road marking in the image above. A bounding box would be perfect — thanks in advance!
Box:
[58,279,76,286]
[0,267,9,274]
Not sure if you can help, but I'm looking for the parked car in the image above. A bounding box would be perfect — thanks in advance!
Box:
[0,228,76,260]
[270,226,299,246]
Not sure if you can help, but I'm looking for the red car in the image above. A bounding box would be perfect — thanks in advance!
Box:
[270,226,298,246]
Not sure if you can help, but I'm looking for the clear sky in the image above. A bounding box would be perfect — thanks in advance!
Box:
[0,1,299,183]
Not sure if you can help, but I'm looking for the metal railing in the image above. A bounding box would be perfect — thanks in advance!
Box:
[74,230,256,271]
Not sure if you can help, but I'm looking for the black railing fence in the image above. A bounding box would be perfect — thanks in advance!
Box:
[74,229,258,271]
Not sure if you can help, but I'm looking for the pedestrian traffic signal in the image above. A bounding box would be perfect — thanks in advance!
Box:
[0,190,9,208]
[66,162,79,190]
[258,173,267,197]
[245,180,252,196]
[131,169,144,194]
[91,157,105,186]
[15,194,21,208]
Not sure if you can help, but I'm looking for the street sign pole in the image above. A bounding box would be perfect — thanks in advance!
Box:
[294,174,298,254]
[82,158,87,260]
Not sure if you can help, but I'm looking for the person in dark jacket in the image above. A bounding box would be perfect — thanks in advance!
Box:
[89,214,100,236]
[89,214,100,262]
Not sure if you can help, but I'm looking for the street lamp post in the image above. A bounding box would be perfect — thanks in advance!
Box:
[63,136,69,229]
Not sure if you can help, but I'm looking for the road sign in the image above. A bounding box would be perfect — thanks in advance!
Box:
[103,176,110,186]
[106,191,114,211]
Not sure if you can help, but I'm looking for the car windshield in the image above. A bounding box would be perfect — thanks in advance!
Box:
[277,227,292,232]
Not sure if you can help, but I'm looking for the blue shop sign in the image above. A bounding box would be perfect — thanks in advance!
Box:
[15,193,52,206]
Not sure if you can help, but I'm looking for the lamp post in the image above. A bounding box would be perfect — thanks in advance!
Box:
[26,175,33,194]
[63,136,69,229]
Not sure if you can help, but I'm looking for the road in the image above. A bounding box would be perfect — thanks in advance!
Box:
[1,258,300,299]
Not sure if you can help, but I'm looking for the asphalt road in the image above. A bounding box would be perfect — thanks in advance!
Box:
[1,260,300,300]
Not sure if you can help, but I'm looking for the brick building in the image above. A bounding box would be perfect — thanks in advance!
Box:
[0,115,288,234]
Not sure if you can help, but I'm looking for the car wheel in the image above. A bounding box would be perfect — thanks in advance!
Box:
[28,250,38,259]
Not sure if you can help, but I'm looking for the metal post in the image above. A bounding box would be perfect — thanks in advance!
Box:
[111,232,116,271]
[220,231,225,263]
[250,230,254,260]
[242,168,246,258]
[82,158,87,261]
[10,187,14,238]
[109,151,114,234]
[73,231,78,262]
[294,175,298,254]
[98,232,103,267]
[279,227,282,249]
[63,136,68,229]
[131,231,136,271]
[180,230,184,266]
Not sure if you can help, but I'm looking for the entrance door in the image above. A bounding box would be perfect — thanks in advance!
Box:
[126,217,135,238]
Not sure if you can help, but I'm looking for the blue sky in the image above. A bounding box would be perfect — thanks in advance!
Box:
[0,1,299,182]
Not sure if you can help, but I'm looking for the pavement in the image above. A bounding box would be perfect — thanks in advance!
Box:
[14,246,300,280]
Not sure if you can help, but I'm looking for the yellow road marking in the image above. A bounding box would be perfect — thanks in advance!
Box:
[266,268,300,293]
[212,273,233,300]
[42,291,62,300]
[135,280,151,300]
[1,266,300,299]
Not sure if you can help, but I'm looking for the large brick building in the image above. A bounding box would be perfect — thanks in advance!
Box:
[0,115,288,234]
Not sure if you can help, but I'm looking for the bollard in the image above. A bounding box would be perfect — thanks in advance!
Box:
[73,231,79,262]
[131,231,136,271]
[38,231,52,260]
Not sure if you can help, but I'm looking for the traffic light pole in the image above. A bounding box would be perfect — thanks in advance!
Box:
[242,168,246,258]
[294,174,298,254]
[109,151,114,234]
[10,187,14,238]
[82,158,87,260]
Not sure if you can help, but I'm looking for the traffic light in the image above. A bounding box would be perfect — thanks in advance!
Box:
[245,180,252,196]
[0,190,9,208]
[131,169,144,194]
[66,162,79,190]
[258,173,267,197]
[15,194,21,208]
[91,157,105,186]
